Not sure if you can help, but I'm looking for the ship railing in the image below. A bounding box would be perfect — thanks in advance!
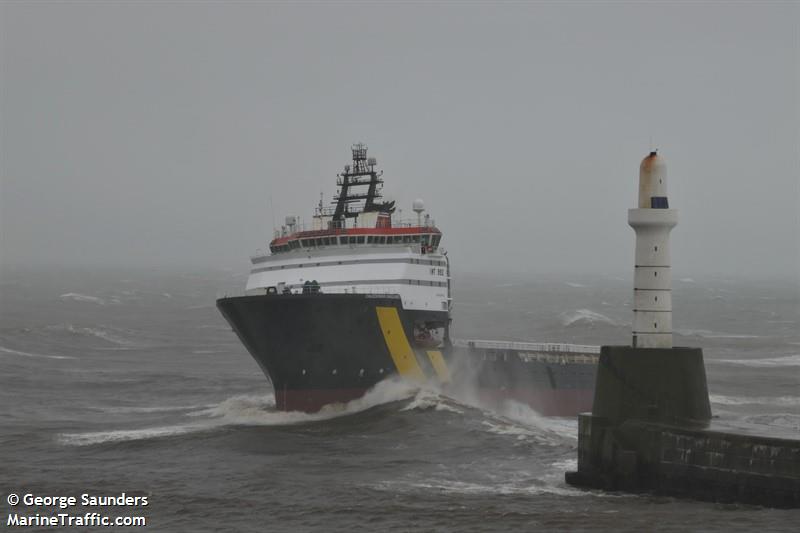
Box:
[251,242,445,263]
[221,287,406,298]
[264,217,439,238]
[453,338,601,356]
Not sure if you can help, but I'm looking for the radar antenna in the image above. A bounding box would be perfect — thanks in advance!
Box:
[331,143,395,227]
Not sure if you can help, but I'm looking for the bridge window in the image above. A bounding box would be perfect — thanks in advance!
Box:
[367,236,374,244]
[339,236,348,244]
[357,236,365,244]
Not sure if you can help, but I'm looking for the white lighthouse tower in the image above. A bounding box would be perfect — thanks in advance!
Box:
[628,151,678,348]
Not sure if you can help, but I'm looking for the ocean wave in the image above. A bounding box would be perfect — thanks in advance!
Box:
[676,328,760,339]
[59,293,105,305]
[0,345,75,360]
[60,379,420,446]
[93,403,214,414]
[550,458,578,471]
[400,388,464,414]
[387,479,585,497]
[715,354,800,367]
[45,324,139,346]
[59,424,205,446]
[709,394,800,407]
[484,400,578,444]
[742,413,800,431]
[560,309,623,327]
[371,466,591,498]
[564,282,586,288]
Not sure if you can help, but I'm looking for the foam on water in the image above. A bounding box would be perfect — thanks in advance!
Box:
[716,354,800,367]
[743,413,800,432]
[58,423,206,446]
[60,378,421,446]
[94,404,214,414]
[383,478,586,497]
[675,328,760,339]
[400,387,464,414]
[494,400,578,439]
[710,393,800,407]
[560,309,623,327]
[478,400,578,446]
[59,293,105,305]
[0,345,74,360]
[45,323,139,346]
[550,458,578,471]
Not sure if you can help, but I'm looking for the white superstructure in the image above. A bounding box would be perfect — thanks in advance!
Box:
[246,143,451,314]
[247,239,450,312]
[628,151,678,348]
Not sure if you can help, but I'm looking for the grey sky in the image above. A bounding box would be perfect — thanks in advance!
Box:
[1,1,797,280]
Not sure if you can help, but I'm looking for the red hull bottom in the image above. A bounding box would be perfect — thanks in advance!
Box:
[275,386,592,417]
[276,388,370,413]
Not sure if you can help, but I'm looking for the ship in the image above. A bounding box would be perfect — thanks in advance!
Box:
[217,144,599,415]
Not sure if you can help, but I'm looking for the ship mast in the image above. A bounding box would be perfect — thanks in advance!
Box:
[331,144,394,228]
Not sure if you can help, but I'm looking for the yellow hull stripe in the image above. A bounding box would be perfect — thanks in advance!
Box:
[426,350,450,383]
[375,306,425,381]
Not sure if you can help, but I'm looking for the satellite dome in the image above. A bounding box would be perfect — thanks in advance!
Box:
[412,198,425,214]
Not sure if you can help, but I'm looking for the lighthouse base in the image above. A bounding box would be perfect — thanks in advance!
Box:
[565,346,800,508]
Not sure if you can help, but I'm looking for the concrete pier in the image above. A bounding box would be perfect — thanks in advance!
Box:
[565,346,800,508]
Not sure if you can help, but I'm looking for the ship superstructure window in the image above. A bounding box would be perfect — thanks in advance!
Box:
[268,229,442,255]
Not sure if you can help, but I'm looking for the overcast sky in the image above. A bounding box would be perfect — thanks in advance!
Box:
[1,1,797,280]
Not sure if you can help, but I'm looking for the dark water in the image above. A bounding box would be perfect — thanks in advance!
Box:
[1,267,798,531]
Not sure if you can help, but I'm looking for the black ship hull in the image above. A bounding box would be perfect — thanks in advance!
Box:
[217,294,597,415]
[217,294,449,412]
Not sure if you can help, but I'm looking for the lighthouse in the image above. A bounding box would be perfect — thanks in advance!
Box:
[567,148,798,508]
[628,151,678,348]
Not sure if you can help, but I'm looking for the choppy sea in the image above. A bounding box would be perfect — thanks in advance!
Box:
[1,267,798,531]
